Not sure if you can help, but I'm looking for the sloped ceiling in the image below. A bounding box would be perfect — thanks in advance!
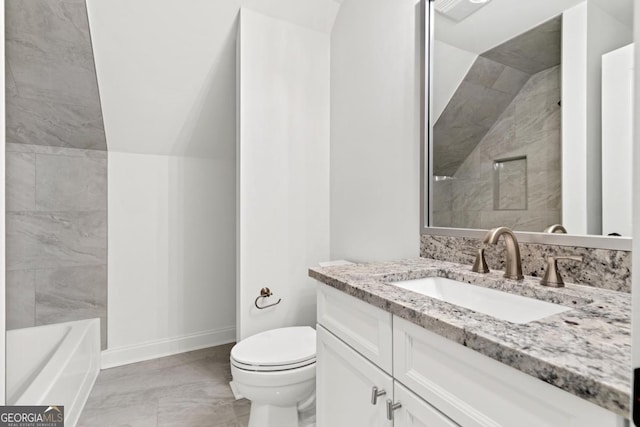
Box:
[435,0,633,55]
[482,16,561,75]
[435,0,583,54]
[591,0,633,30]
[86,0,341,157]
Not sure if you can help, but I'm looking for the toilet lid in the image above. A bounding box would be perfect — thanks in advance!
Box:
[231,326,316,370]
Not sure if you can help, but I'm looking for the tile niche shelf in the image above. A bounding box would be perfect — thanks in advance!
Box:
[493,156,527,211]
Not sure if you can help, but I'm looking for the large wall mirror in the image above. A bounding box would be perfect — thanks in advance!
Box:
[424,0,633,249]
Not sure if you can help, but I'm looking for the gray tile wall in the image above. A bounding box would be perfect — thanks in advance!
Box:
[5,0,106,150]
[6,143,107,348]
[433,56,530,177]
[433,65,562,233]
[5,0,108,347]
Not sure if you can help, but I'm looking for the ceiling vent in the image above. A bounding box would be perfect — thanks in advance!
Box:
[435,0,492,22]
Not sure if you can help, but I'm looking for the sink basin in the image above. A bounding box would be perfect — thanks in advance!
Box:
[391,277,571,324]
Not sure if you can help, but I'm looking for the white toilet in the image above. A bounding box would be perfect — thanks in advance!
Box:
[230,326,317,427]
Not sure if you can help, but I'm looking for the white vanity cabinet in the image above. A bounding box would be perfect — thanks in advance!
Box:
[317,325,392,427]
[317,325,456,427]
[316,283,625,427]
[317,284,460,427]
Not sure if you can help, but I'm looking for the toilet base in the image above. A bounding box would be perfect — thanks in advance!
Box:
[248,403,298,427]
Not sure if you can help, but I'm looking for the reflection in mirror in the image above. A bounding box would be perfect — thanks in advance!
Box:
[429,0,634,237]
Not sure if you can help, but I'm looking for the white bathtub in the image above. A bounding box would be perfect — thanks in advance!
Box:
[7,319,101,427]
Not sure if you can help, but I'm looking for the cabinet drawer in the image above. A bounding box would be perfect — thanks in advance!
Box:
[393,316,620,427]
[317,283,393,373]
[394,381,459,427]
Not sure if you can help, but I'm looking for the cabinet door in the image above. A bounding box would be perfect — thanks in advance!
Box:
[317,324,392,427]
[393,316,622,427]
[393,382,460,427]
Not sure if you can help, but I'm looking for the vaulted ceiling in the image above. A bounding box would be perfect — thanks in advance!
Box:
[87,0,342,157]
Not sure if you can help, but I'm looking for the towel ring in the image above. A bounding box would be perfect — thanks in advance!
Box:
[255,287,282,309]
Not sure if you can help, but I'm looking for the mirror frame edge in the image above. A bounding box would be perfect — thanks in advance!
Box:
[419,0,632,253]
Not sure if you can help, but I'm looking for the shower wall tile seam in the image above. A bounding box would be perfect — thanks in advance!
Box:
[6,142,108,156]
[6,264,108,272]
[5,209,107,213]
[6,91,99,110]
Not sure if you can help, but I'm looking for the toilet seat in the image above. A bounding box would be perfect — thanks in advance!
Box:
[231,357,315,372]
[231,326,316,372]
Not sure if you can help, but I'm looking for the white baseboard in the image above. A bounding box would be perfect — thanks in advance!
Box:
[100,326,236,369]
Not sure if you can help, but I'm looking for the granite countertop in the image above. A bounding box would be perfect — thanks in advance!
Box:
[309,258,631,417]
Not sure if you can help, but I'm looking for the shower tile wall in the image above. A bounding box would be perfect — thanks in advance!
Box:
[5,0,107,150]
[433,56,530,177]
[433,65,561,232]
[5,0,108,347]
[5,143,107,347]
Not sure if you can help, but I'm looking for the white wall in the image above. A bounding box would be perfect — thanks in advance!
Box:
[237,9,330,340]
[562,1,633,235]
[329,0,421,262]
[103,152,236,367]
[585,1,633,235]
[0,0,6,405]
[86,0,339,363]
[602,43,633,237]
[432,40,477,121]
[562,3,589,235]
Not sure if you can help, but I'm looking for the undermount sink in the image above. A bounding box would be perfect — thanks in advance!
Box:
[391,277,571,324]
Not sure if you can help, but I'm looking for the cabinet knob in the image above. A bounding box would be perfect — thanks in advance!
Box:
[386,399,402,420]
[371,386,387,405]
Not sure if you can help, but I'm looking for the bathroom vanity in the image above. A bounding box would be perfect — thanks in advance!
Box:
[311,258,630,427]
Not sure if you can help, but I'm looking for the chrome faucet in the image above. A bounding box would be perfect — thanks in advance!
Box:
[483,227,524,280]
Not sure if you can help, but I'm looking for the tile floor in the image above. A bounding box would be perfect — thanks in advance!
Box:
[78,343,250,427]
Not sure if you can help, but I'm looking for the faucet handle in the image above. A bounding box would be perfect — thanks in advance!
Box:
[471,248,489,274]
[540,256,583,288]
